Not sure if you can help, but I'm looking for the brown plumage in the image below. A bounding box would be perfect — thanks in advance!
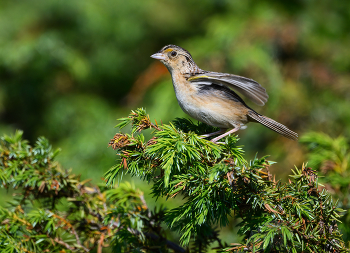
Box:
[150,44,298,142]
[248,112,298,141]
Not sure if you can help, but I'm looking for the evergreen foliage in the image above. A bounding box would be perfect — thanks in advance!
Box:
[0,110,348,252]
[0,130,168,252]
[301,132,350,244]
[104,108,347,252]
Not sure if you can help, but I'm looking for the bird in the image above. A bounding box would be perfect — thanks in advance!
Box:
[150,44,298,143]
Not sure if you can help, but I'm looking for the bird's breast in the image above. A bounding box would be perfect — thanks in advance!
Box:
[171,72,249,129]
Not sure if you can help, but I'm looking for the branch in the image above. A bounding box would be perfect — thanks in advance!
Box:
[54,237,76,251]
[51,213,90,252]
[71,226,89,252]
[97,233,104,253]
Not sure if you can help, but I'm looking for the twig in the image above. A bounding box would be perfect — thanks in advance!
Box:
[98,233,104,253]
[151,123,162,131]
[226,171,233,186]
[170,191,180,198]
[71,226,90,252]
[139,193,148,209]
[51,213,89,252]
[139,192,150,217]
[54,237,76,251]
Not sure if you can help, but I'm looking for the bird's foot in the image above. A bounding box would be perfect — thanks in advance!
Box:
[199,129,227,139]
[210,126,240,143]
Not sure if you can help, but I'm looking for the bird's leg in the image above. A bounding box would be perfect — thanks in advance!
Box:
[211,126,240,143]
[200,129,227,139]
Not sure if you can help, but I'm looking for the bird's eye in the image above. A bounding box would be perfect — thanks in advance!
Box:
[170,51,177,57]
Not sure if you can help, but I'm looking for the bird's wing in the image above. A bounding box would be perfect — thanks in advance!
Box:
[188,72,268,106]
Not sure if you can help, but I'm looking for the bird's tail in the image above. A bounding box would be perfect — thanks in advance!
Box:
[248,111,298,141]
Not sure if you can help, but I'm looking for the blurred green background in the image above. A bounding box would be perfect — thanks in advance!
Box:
[1,0,350,247]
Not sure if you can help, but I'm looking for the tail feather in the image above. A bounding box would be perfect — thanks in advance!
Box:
[248,111,298,141]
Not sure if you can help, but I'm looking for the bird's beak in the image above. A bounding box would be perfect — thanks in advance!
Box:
[150,53,166,60]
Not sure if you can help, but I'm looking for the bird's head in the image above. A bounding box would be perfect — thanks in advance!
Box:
[150,45,199,74]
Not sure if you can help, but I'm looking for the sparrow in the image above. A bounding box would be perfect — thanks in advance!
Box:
[150,44,298,142]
